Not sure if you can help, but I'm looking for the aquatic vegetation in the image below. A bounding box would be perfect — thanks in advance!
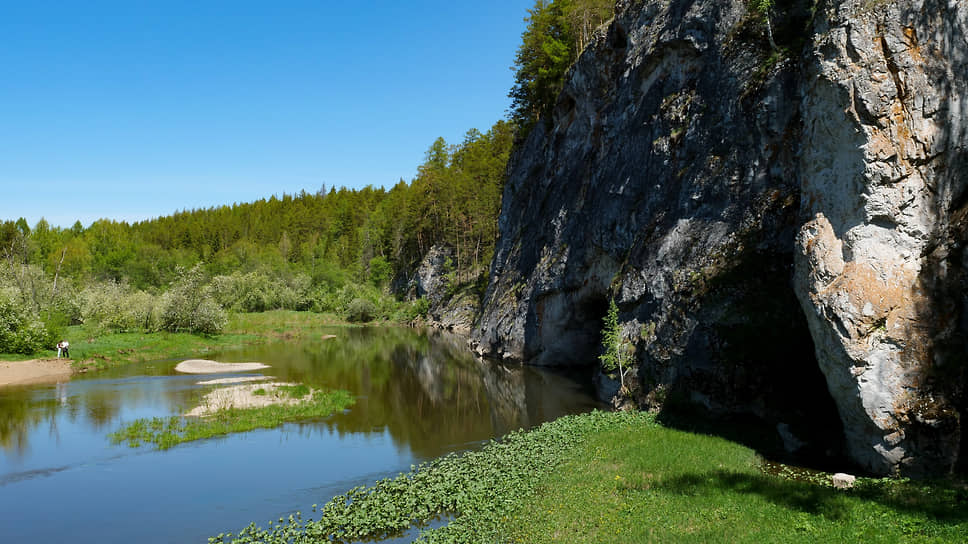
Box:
[210,410,653,543]
[109,388,354,450]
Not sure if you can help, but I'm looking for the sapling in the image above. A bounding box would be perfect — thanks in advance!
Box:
[600,298,632,393]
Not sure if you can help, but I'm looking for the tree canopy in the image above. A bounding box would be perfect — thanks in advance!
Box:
[509,0,614,130]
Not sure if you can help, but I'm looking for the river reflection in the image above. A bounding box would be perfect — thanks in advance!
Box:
[0,326,601,543]
[210,327,599,458]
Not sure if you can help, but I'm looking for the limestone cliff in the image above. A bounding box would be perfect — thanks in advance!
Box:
[472,0,967,476]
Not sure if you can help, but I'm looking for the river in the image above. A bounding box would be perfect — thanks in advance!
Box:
[0,326,602,543]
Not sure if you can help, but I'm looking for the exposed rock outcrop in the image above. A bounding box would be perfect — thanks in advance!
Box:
[795,0,967,476]
[472,0,967,476]
[410,245,482,333]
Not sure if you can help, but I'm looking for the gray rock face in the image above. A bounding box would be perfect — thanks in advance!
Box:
[411,245,482,334]
[795,0,967,476]
[412,245,455,306]
[472,0,967,476]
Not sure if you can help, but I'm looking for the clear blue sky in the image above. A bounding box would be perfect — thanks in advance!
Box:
[0,0,531,228]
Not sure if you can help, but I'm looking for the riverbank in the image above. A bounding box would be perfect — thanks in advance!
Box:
[0,311,352,375]
[212,410,968,543]
[0,358,72,387]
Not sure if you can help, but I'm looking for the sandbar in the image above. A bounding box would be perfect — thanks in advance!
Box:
[185,382,302,416]
[196,376,271,385]
[174,359,270,374]
[0,359,72,387]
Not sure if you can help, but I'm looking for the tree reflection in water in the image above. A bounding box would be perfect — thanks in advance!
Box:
[0,327,602,460]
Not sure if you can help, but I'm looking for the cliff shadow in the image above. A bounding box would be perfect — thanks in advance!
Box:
[902,0,968,474]
[656,251,851,472]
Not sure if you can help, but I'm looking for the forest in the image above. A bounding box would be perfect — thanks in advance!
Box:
[0,0,613,354]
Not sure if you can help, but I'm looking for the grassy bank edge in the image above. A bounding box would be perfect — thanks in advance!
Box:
[211,410,968,544]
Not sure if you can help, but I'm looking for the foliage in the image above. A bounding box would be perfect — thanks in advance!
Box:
[157,264,226,334]
[395,297,430,323]
[368,256,393,288]
[509,0,613,129]
[110,388,354,450]
[0,117,513,346]
[0,291,54,354]
[345,298,377,323]
[751,0,775,14]
[599,298,631,391]
[210,269,311,313]
[77,280,159,333]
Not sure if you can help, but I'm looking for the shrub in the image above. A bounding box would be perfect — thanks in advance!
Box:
[393,297,430,323]
[211,270,311,313]
[345,298,377,323]
[158,265,226,334]
[121,291,158,331]
[77,281,159,332]
[0,292,54,354]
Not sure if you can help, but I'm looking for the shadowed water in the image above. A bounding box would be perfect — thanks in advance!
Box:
[0,327,602,543]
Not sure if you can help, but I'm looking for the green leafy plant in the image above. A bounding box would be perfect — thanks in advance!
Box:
[600,298,632,392]
[345,298,377,323]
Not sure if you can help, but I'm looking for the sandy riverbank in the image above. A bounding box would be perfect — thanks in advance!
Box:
[0,358,72,387]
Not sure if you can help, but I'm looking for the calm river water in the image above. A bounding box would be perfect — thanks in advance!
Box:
[0,327,602,543]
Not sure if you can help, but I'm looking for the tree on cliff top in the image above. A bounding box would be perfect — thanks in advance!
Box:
[509,0,613,130]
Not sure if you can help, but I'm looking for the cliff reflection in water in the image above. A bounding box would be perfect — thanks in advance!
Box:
[218,327,603,459]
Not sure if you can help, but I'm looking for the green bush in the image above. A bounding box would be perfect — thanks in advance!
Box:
[211,270,311,313]
[392,297,430,323]
[158,265,226,334]
[120,291,158,331]
[345,298,377,323]
[0,292,55,354]
[77,281,159,332]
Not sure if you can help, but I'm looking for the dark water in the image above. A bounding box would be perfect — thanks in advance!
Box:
[0,327,602,543]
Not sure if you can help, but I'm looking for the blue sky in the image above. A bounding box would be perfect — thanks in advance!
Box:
[0,0,531,228]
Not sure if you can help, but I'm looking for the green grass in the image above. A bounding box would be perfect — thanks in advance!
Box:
[210,411,968,544]
[0,310,350,371]
[110,388,354,450]
[277,383,311,399]
[507,417,968,544]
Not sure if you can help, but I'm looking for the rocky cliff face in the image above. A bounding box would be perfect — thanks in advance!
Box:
[795,0,968,476]
[472,0,967,476]
[409,245,482,333]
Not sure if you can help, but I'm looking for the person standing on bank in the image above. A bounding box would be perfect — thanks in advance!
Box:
[56,341,70,358]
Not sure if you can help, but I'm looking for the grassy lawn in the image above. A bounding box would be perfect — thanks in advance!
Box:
[506,416,968,544]
[0,310,351,371]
